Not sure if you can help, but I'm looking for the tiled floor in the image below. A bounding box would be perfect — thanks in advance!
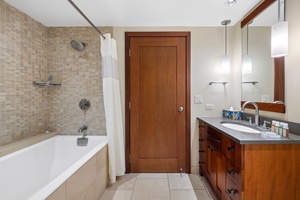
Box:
[100,173,218,200]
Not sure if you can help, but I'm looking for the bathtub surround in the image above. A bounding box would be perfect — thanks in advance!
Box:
[0,135,108,199]
[47,141,108,200]
[101,33,125,183]
[0,0,111,146]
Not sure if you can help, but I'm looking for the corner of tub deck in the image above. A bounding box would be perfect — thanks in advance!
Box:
[0,132,58,158]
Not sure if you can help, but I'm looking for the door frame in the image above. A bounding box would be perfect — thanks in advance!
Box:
[125,32,191,173]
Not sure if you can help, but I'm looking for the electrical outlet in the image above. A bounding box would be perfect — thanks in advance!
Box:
[205,104,214,110]
[194,95,203,104]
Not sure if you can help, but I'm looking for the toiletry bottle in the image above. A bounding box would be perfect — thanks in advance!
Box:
[278,122,284,136]
[271,120,276,132]
[275,121,279,134]
[283,123,289,138]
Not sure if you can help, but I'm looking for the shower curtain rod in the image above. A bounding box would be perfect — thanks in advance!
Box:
[67,0,106,39]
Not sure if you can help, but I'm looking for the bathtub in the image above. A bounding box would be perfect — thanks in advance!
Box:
[0,135,108,200]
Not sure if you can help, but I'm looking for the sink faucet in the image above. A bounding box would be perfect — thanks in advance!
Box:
[78,125,88,137]
[241,101,259,126]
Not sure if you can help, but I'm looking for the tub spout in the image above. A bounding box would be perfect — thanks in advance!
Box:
[78,125,88,137]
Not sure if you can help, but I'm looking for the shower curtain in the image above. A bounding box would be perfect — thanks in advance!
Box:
[101,33,125,183]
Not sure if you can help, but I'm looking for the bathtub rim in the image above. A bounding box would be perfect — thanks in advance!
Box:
[0,132,58,158]
[1,135,108,200]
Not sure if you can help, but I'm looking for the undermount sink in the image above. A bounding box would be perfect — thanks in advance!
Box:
[220,121,261,133]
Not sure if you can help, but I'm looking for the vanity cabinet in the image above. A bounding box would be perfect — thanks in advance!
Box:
[198,119,300,200]
[198,121,206,176]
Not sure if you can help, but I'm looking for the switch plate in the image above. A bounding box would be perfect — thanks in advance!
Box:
[205,104,214,110]
[194,95,203,104]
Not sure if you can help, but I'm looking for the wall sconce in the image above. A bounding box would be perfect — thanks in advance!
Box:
[242,23,252,73]
[221,19,231,74]
[271,0,288,57]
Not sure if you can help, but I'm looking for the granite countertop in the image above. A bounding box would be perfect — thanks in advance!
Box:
[198,117,300,144]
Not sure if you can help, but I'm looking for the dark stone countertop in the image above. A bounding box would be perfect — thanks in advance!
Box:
[197,117,300,145]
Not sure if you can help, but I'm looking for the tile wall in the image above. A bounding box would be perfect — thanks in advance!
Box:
[0,0,48,146]
[0,1,110,146]
[46,27,111,135]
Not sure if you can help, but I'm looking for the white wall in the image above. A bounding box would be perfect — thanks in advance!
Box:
[285,0,300,123]
[113,26,236,173]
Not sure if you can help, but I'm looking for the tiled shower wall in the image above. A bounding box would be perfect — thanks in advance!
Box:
[0,1,48,146]
[47,27,110,135]
[0,1,109,146]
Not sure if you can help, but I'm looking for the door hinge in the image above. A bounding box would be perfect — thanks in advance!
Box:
[129,102,131,110]
[129,49,131,57]
[129,155,132,163]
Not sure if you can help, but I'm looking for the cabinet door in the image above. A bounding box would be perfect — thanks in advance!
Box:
[199,122,207,175]
[206,141,216,187]
[216,150,226,200]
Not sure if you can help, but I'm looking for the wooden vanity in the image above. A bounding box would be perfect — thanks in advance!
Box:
[198,117,300,200]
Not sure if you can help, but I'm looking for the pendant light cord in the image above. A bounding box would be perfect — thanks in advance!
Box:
[246,24,249,55]
[225,24,228,55]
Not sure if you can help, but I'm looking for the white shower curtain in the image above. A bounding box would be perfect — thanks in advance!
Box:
[101,33,125,183]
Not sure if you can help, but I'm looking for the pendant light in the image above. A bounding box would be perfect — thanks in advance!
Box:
[225,0,237,6]
[242,22,252,73]
[221,20,231,74]
[271,0,288,57]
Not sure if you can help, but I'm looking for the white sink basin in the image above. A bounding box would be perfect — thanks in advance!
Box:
[221,122,261,133]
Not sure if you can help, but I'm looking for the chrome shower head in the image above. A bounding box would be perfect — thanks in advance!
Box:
[70,40,87,51]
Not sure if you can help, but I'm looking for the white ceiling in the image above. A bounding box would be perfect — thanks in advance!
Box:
[4,0,262,27]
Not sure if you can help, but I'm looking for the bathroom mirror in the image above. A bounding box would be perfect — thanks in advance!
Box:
[241,0,285,113]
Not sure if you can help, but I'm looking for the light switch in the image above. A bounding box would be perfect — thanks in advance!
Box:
[194,95,203,104]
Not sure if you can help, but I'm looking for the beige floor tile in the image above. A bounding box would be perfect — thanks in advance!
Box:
[168,173,193,190]
[131,178,170,200]
[137,173,168,179]
[200,177,218,200]
[170,189,211,200]
[99,190,132,200]
[107,173,137,190]
[188,174,205,190]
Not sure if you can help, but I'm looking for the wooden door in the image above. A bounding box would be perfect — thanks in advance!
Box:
[125,32,190,173]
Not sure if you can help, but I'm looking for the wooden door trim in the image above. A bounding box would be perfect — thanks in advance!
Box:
[125,32,191,173]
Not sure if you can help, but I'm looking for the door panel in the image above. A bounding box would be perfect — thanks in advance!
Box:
[127,33,190,173]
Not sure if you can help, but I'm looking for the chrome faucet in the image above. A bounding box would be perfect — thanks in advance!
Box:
[78,125,88,137]
[241,101,259,126]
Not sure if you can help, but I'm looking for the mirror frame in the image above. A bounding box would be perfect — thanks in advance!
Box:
[241,0,285,113]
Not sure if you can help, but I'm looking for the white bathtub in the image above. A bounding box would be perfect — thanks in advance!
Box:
[0,135,108,200]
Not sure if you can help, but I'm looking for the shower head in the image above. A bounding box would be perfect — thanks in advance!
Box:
[70,40,87,51]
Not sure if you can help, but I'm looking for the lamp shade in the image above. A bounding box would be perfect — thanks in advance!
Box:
[271,21,288,57]
[242,54,252,73]
[222,55,230,73]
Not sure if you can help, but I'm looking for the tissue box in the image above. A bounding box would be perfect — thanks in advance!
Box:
[223,109,241,120]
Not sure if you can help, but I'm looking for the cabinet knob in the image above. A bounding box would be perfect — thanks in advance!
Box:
[199,161,205,164]
[227,189,236,194]
[227,169,235,175]
[199,150,205,153]
[227,146,235,151]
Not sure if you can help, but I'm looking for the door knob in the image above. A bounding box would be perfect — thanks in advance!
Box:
[178,107,184,112]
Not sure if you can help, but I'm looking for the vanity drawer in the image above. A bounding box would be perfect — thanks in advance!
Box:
[223,136,243,169]
[226,177,242,200]
[206,126,222,150]
[226,160,243,189]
